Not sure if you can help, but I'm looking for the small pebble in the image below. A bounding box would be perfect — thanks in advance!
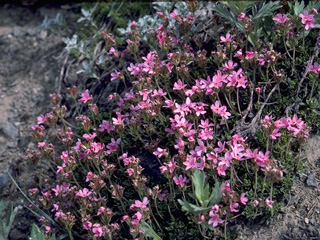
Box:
[310,218,316,225]
[307,173,318,187]
[305,218,309,224]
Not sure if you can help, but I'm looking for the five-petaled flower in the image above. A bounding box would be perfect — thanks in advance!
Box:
[79,89,93,103]
[299,10,315,30]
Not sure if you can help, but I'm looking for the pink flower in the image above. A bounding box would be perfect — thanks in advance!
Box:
[236,75,247,88]
[261,115,274,129]
[79,90,93,103]
[52,185,62,196]
[272,13,289,24]
[170,9,178,19]
[255,151,270,168]
[99,120,114,133]
[253,200,259,207]
[92,223,103,237]
[76,188,91,198]
[83,221,93,230]
[153,147,167,158]
[110,71,122,81]
[211,100,221,114]
[127,63,143,76]
[173,79,187,91]
[130,197,149,210]
[44,225,51,234]
[129,21,137,29]
[214,141,225,153]
[270,128,281,140]
[38,142,46,148]
[230,202,239,212]
[237,12,246,21]
[37,114,46,124]
[208,212,223,227]
[221,181,231,192]
[234,49,243,59]
[131,212,142,226]
[217,164,227,176]
[183,156,197,171]
[108,47,119,58]
[311,8,318,14]
[255,87,262,93]
[244,148,258,159]
[220,33,233,43]
[219,106,231,119]
[265,197,274,209]
[308,62,320,73]
[299,10,315,30]
[239,193,248,205]
[223,60,238,71]
[211,205,219,213]
[105,138,121,155]
[91,142,105,153]
[83,133,96,141]
[173,175,189,188]
[174,138,185,150]
[245,50,258,60]
[195,139,207,155]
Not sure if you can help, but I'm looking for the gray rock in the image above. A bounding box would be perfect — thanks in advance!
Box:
[307,173,318,187]
[6,141,17,148]
[1,122,19,139]
[39,30,47,40]
[13,26,21,37]
[0,165,12,190]
[27,28,36,36]
[300,209,307,216]
[9,228,25,240]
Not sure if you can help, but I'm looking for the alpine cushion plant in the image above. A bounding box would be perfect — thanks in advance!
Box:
[22,1,319,239]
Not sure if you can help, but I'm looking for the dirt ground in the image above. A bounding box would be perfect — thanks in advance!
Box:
[0,3,318,240]
[0,4,74,239]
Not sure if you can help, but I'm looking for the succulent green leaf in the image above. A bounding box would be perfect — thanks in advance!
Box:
[139,220,162,240]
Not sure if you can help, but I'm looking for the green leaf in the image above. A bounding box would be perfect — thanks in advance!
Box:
[293,1,305,16]
[212,4,243,31]
[252,1,281,21]
[29,224,45,240]
[191,169,209,206]
[0,201,18,240]
[312,109,320,115]
[0,201,9,220]
[178,199,212,213]
[139,220,162,240]
[220,1,255,15]
[209,181,223,206]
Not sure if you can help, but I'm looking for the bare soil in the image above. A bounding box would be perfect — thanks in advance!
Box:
[0,4,74,239]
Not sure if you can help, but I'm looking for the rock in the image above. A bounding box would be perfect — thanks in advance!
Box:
[300,209,307,216]
[1,122,19,139]
[9,228,25,240]
[306,173,318,187]
[8,80,18,87]
[13,26,21,37]
[39,30,47,40]
[305,218,309,224]
[7,141,17,148]
[310,218,316,225]
[27,28,36,36]
[0,164,12,190]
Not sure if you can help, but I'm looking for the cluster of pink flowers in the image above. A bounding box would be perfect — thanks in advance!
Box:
[24,3,316,239]
[261,114,310,140]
